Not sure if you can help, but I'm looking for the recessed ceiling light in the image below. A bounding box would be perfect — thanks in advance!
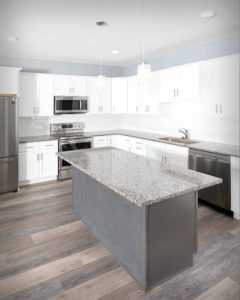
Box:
[112,50,120,55]
[200,10,216,19]
[3,35,18,42]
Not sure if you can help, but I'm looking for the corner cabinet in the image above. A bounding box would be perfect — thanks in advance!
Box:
[87,78,112,114]
[0,66,21,95]
[19,141,58,185]
[111,78,128,114]
[19,73,54,117]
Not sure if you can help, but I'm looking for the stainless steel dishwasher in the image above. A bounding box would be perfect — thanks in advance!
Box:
[189,149,231,210]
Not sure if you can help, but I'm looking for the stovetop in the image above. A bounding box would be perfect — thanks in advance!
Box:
[50,132,92,140]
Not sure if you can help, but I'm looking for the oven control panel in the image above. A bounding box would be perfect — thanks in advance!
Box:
[50,122,84,134]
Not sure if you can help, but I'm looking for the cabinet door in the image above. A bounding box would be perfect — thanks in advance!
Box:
[147,141,166,161]
[165,144,189,168]
[178,63,199,100]
[200,59,220,116]
[159,68,178,102]
[74,77,87,96]
[219,54,240,119]
[38,74,54,116]
[139,73,159,114]
[100,78,112,114]
[111,78,128,114]
[127,76,139,113]
[109,135,120,148]
[40,142,58,178]
[54,75,75,96]
[19,145,40,181]
[87,78,100,113]
[19,73,39,117]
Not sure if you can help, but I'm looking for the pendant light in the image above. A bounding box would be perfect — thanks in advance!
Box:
[96,21,107,87]
[137,0,151,79]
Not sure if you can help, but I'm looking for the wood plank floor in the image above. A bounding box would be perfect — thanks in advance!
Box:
[0,179,239,300]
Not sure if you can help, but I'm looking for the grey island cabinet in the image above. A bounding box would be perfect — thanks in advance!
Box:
[57,147,222,291]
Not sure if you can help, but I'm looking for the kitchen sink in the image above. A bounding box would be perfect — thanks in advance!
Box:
[158,137,198,145]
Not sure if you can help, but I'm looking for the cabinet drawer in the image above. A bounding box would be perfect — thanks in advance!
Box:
[39,140,58,150]
[19,143,38,153]
[231,157,240,171]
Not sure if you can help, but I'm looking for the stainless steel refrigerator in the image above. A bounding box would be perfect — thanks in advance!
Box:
[0,95,18,193]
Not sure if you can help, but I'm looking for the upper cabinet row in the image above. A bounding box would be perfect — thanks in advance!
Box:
[19,54,239,117]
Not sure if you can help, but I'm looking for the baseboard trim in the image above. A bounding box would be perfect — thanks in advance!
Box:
[19,176,57,186]
[233,212,240,220]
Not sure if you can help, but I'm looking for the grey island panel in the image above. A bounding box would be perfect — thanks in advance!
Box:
[72,167,197,291]
[57,147,222,206]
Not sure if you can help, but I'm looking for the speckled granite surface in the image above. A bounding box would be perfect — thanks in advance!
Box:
[57,147,222,206]
[20,129,240,157]
[19,135,58,143]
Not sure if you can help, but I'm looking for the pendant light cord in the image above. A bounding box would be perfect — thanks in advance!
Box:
[142,0,145,63]
[99,26,103,75]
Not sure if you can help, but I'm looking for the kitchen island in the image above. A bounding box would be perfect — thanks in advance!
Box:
[57,147,222,291]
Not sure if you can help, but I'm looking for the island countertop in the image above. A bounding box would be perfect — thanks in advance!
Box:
[57,147,222,206]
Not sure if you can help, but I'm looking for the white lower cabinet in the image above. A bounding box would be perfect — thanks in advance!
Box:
[93,136,111,148]
[131,138,148,156]
[19,141,58,185]
[147,141,189,168]
[231,157,240,220]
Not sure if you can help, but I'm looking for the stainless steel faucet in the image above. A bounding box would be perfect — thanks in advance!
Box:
[178,128,189,139]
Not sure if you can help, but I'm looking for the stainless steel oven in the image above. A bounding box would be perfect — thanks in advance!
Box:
[58,137,92,179]
[54,96,88,114]
[50,122,92,180]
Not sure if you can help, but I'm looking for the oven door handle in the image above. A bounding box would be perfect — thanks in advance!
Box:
[59,139,93,146]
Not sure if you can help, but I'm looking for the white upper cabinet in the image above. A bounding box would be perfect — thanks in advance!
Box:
[200,54,239,118]
[138,72,159,114]
[87,77,112,114]
[19,73,38,117]
[127,74,159,114]
[19,72,54,117]
[0,66,21,95]
[54,75,87,96]
[38,74,54,116]
[159,63,200,102]
[127,76,139,114]
[111,78,128,114]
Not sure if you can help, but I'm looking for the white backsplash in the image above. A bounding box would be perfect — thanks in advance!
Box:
[19,103,239,147]
[19,114,123,137]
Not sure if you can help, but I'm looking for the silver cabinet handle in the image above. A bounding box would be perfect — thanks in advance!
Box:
[216,104,218,114]
[177,89,179,97]
[46,144,54,147]
[173,90,175,97]
[136,106,138,112]
[41,153,43,160]
[37,153,40,161]
[25,146,34,149]
[220,104,223,114]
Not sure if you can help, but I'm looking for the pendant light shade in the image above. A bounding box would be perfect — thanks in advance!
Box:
[137,0,151,79]
[96,74,106,88]
[96,21,107,88]
[137,61,151,79]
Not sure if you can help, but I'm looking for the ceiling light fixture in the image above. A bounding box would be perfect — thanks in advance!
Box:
[112,50,120,55]
[137,0,151,80]
[200,10,216,19]
[2,35,18,42]
[96,21,107,88]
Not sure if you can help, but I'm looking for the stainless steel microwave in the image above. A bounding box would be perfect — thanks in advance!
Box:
[54,96,88,114]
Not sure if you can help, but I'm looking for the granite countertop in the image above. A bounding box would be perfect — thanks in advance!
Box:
[56,148,222,207]
[19,129,240,158]
[19,135,58,143]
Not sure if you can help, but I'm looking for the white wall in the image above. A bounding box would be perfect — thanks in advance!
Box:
[122,101,239,146]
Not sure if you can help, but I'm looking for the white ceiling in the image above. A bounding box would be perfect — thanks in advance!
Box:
[0,0,239,66]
